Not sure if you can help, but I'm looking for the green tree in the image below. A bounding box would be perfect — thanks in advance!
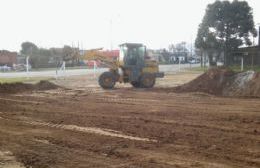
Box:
[175,42,188,53]
[20,42,39,68]
[50,48,63,65]
[195,0,257,65]
[20,42,38,56]
[62,45,74,61]
[37,48,52,67]
[62,45,80,66]
[20,42,81,68]
[20,42,53,68]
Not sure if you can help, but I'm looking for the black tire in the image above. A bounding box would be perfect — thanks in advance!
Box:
[131,81,141,88]
[98,71,116,89]
[140,73,155,88]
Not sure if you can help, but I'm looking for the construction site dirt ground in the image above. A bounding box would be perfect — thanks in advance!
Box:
[0,71,260,168]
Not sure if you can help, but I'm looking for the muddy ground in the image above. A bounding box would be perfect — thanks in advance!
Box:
[0,72,260,168]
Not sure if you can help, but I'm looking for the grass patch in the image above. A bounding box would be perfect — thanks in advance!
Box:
[31,66,89,72]
[0,77,54,84]
[188,65,260,73]
[228,65,260,72]
[188,66,209,72]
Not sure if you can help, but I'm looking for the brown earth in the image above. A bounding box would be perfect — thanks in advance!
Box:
[0,81,59,94]
[237,72,260,97]
[171,68,260,98]
[0,72,260,168]
[172,68,235,95]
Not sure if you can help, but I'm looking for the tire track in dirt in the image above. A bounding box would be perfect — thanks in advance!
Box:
[24,121,157,142]
[93,96,260,115]
[0,97,43,104]
[0,116,156,142]
[94,97,177,108]
[93,97,217,113]
[95,97,159,103]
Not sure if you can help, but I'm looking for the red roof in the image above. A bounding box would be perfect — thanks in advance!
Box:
[100,50,119,58]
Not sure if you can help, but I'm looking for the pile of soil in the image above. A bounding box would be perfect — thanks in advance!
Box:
[173,68,235,96]
[227,72,260,97]
[35,80,59,91]
[0,80,59,94]
[173,68,260,98]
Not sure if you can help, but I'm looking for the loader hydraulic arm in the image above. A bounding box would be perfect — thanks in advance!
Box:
[82,49,119,70]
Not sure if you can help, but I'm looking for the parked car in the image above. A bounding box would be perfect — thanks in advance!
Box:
[0,65,11,72]
[188,58,200,64]
[13,64,31,71]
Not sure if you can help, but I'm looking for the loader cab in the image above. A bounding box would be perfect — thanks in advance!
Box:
[119,43,147,82]
[119,43,145,67]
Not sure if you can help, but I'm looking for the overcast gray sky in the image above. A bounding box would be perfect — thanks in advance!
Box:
[0,0,259,51]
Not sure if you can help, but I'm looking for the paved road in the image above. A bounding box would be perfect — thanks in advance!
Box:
[0,64,200,78]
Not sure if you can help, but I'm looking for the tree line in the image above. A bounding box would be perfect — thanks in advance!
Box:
[20,42,81,68]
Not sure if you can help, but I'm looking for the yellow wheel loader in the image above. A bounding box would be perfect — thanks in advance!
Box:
[83,43,164,89]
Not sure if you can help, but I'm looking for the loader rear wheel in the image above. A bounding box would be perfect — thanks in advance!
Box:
[131,81,141,88]
[99,71,116,89]
[140,73,155,88]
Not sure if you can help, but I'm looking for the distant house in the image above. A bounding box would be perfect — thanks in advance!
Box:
[169,52,188,64]
[230,26,260,66]
[231,46,260,66]
[146,50,162,62]
[0,50,17,67]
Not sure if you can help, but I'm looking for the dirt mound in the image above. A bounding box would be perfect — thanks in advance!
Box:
[173,68,235,95]
[0,80,59,94]
[228,72,260,97]
[173,68,260,98]
[34,80,59,91]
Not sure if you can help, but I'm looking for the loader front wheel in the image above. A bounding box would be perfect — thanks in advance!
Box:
[140,73,155,88]
[131,81,141,88]
[99,71,116,89]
